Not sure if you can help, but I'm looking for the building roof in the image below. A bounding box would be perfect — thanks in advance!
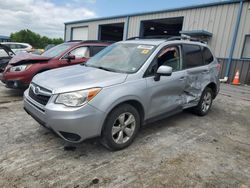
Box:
[0,35,10,39]
[65,0,241,25]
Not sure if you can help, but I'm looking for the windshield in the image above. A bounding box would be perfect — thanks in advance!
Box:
[85,43,156,73]
[42,43,73,58]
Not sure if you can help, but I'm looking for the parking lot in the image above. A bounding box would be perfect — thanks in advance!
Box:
[0,82,249,188]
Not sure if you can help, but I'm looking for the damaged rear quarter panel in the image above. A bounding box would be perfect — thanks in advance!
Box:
[183,64,216,105]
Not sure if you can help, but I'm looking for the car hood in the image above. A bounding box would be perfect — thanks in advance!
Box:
[9,52,51,65]
[32,65,128,94]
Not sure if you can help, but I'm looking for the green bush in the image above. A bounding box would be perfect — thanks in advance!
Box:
[10,29,64,49]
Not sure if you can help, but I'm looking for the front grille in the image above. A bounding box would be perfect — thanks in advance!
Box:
[29,86,51,106]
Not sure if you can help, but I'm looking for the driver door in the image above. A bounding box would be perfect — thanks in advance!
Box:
[145,45,187,119]
[60,46,90,67]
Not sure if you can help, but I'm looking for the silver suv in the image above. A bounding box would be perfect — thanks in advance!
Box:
[24,37,220,150]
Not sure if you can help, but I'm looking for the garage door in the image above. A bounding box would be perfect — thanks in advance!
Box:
[72,27,88,40]
[99,23,124,41]
[140,17,183,38]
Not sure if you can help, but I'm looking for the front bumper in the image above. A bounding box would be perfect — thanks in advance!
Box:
[23,89,106,143]
[1,70,31,89]
[3,80,28,89]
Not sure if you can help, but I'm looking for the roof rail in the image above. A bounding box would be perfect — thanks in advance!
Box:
[126,36,142,40]
[166,36,206,43]
[66,40,115,43]
[126,35,174,40]
[81,40,115,43]
[66,40,83,42]
[126,35,205,43]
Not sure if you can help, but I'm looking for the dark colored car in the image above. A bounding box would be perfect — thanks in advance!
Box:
[1,41,111,89]
[0,44,15,72]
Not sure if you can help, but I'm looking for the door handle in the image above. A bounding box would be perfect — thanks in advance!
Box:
[202,70,209,74]
[179,76,185,81]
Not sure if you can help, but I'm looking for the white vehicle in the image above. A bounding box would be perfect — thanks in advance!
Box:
[2,42,33,54]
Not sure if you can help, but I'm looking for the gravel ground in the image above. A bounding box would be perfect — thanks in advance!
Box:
[0,83,249,188]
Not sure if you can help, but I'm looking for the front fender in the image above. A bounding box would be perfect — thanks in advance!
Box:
[89,80,147,134]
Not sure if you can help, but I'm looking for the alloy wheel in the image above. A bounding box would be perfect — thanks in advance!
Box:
[201,91,212,113]
[112,112,136,144]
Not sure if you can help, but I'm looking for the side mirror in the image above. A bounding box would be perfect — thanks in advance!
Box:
[154,65,173,81]
[65,54,75,62]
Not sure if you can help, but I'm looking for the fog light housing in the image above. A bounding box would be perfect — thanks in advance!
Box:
[60,131,81,142]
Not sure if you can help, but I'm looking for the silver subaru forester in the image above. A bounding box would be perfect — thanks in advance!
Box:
[24,37,220,150]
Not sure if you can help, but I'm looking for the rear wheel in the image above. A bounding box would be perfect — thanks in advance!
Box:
[193,88,213,116]
[101,104,140,151]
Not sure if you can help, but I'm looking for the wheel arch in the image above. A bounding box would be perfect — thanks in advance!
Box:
[205,82,217,99]
[100,99,145,134]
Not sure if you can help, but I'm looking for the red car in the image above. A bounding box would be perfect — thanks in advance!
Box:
[1,40,111,89]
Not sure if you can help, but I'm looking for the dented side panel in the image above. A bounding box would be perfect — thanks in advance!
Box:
[182,61,219,107]
[145,70,187,119]
[184,67,207,103]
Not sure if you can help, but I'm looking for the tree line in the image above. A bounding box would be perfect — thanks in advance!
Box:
[10,29,64,49]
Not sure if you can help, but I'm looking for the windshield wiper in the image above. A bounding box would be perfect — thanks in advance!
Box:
[84,64,119,73]
[96,66,115,72]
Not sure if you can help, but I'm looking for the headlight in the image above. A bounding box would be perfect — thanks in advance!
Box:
[10,64,31,72]
[55,88,101,107]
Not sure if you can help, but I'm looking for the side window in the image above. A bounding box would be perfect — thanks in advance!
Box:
[70,47,90,59]
[202,46,214,64]
[10,44,17,49]
[18,44,27,49]
[15,44,23,49]
[157,46,180,71]
[147,45,181,76]
[90,46,106,57]
[182,44,203,69]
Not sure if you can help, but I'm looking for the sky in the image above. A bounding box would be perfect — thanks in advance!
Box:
[0,0,222,39]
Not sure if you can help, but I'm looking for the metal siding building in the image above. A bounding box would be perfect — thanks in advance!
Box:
[65,0,250,84]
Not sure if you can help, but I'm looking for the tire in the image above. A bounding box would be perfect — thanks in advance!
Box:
[193,87,213,116]
[101,104,140,151]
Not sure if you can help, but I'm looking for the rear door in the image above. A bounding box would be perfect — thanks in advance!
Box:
[182,44,210,105]
[145,44,187,119]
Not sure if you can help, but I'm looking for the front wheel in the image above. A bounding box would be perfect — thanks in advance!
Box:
[193,88,213,116]
[101,104,140,151]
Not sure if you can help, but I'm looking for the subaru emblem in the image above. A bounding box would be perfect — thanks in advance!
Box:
[33,86,40,95]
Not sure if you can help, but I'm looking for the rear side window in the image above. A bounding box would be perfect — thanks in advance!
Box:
[90,46,106,57]
[10,44,17,49]
[18,44,27,49]
[202,47,214,64]
[182,44,203,69]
